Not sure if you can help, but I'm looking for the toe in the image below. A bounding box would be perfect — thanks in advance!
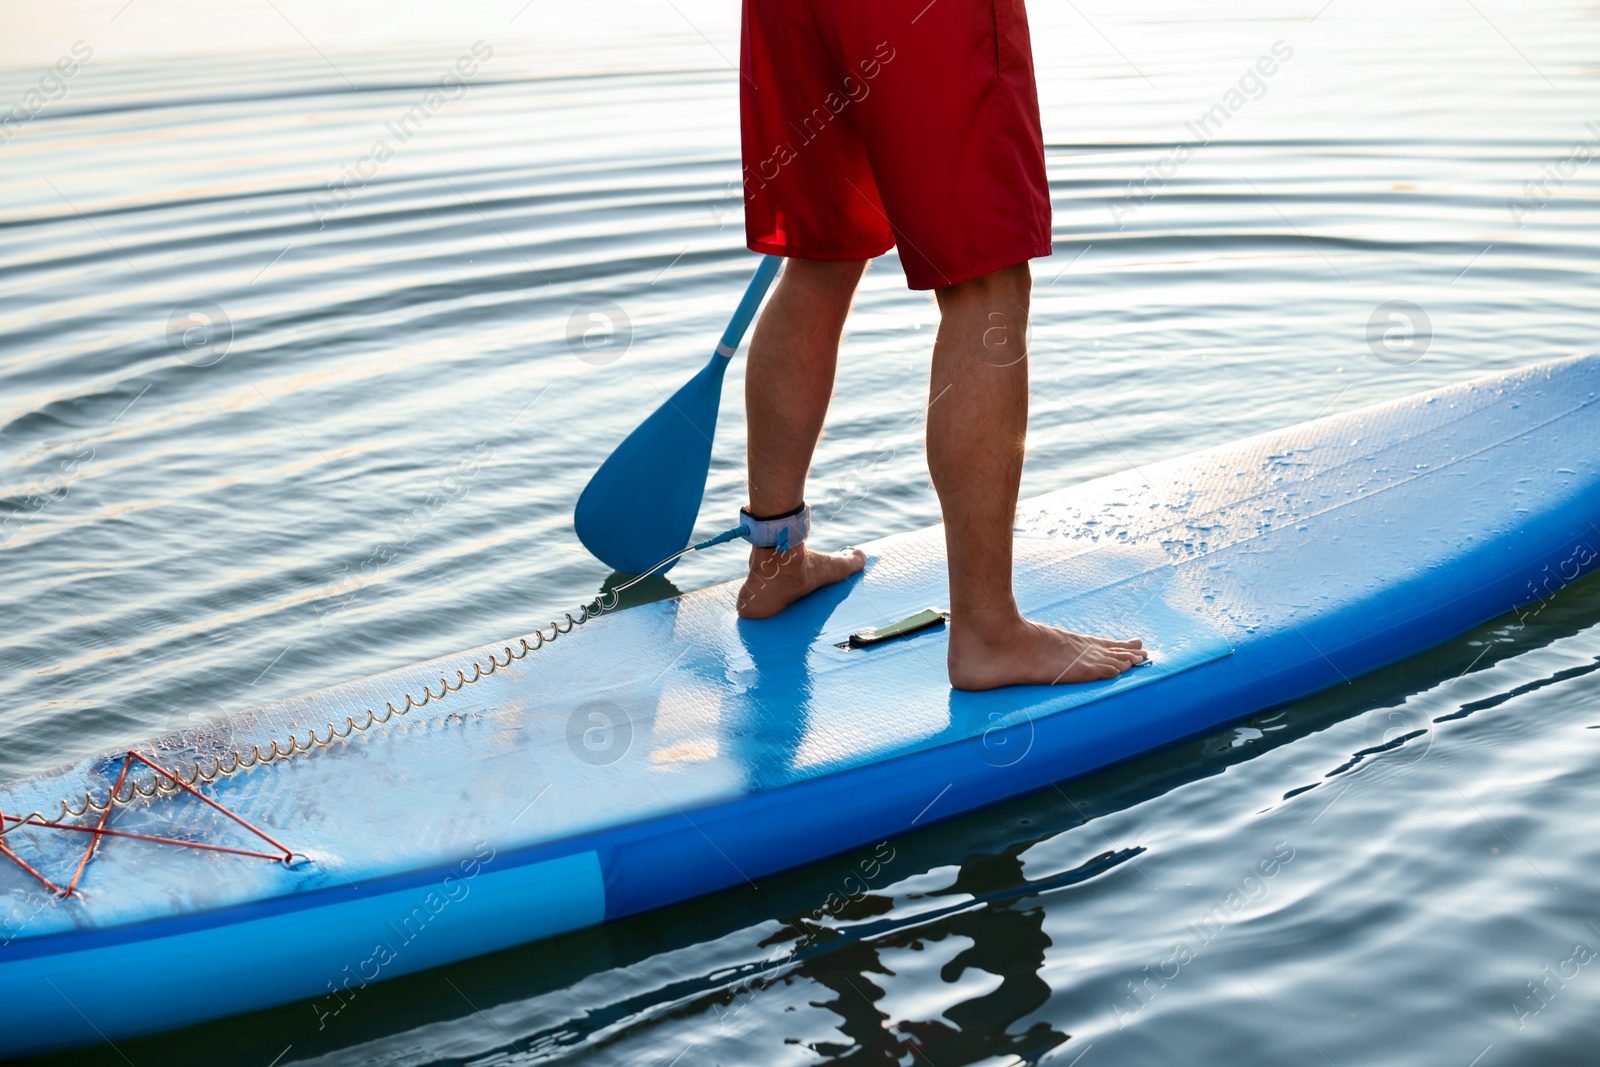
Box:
[1101,651,1135,673]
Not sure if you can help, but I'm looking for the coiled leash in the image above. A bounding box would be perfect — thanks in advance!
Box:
[0,505,812,880]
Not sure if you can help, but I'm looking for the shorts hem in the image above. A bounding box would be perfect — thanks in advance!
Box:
[748,238,897,263]
[906,240,1053,291]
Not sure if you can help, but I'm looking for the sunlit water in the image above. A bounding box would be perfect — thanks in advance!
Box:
[3,0,1599,1063]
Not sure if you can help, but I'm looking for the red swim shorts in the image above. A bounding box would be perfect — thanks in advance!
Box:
[739,0,1051,290]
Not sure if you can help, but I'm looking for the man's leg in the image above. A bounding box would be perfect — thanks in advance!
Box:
[929,262,1147,690]
[737,258,869,619]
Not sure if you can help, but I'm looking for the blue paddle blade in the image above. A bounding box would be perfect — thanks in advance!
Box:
[574,255,781,575]
[575,353,731,574]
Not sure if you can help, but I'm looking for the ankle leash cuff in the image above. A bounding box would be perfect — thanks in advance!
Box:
[740,504,810,552]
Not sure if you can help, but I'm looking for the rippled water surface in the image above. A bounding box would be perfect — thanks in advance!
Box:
[4,0,1600,1063]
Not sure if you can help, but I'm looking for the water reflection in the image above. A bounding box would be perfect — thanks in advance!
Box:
[792,845,1068,1065]
[5,0,1600,1062]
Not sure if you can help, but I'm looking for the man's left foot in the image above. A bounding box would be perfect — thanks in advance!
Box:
[737,544,866,619]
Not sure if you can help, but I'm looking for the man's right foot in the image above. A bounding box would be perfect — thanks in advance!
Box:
[946,614,1146,691]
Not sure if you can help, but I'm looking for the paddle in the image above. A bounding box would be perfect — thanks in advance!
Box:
[575,254,783,575]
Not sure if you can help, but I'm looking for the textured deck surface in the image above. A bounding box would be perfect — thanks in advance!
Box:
[2,353,1597,963]
[0,526,1232,940]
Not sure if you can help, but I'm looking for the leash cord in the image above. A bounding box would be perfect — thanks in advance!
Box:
[0,527,748,840]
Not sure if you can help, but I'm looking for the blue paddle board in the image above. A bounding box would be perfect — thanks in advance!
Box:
[1,354,1597,1056]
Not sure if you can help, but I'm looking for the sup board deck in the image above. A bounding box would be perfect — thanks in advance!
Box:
[2,354,1598,1056]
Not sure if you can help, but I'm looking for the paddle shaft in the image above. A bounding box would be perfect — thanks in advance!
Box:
[716,254,783,358]
[573,253,784,574]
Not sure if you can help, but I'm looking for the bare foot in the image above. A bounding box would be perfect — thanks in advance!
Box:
[737,544,866,619]
[947,612,1147,691]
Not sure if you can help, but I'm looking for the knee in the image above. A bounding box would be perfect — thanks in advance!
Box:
[783,256,870,296]
[934,261,1031,312]
[934,262,1031,364]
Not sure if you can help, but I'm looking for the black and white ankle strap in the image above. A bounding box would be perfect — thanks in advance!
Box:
[739,504,810,552]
